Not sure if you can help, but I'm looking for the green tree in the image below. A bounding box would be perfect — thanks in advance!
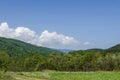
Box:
[24,53,45,71]
[0,51,10,72]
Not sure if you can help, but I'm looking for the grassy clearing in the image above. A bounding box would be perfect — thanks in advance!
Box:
[1,71,120,80]
[0,72,16,80]
[48,71,120,80]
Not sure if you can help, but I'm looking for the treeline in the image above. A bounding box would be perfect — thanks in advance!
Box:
[0,50,120,72]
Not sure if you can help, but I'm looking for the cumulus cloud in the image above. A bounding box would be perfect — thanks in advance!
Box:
[0,22,36,42]
[0,22,81,49]
[14,27,36,41]
[37,30,78,45]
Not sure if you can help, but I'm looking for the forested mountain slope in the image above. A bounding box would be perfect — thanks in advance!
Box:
[106,44,120,52]
[0,37,61,56]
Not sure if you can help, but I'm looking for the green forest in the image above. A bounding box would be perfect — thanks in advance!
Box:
[1,50,120,72]
[0,37,120,72]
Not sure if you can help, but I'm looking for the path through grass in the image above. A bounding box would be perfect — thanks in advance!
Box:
[2,71,120,80]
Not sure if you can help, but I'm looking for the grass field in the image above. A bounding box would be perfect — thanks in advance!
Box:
[1,71,120,80]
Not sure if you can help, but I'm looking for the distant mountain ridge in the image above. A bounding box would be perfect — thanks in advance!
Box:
[0,37,61,56]
[85,48,104,52]
[106,44,120,52]
[56,49,73,53]
[68,45,120,53]
[0,37,120,57]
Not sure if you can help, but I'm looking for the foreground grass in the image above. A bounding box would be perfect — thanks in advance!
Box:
[1,71,120,80]
[0,72,16,80]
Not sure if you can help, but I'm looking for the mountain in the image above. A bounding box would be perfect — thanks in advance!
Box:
[88,44,120,53]
[57,49,73,53]
[0,37,61,56]
[106,44,120,52]
[72,44,120,53]
[85,48,104,52]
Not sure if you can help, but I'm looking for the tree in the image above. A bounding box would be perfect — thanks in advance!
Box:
[0,51,10,72]
[24,52,45,71]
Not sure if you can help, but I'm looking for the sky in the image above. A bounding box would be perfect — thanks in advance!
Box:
[0,0,120,50]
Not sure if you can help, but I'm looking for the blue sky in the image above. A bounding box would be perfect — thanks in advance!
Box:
[0,0,120,49]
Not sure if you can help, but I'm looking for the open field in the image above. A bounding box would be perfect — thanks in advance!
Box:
[1,71,120,80]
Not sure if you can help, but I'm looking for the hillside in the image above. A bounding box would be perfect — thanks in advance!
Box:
[69,44,120,54]
[85,48,104,52]
[0,37,61,56]
[106,44,120,52]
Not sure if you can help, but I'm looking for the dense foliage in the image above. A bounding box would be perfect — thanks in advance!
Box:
[0,51,119,72]
[0,37,120,72]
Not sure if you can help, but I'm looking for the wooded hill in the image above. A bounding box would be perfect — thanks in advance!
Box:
[0,37,120,72]
[0,37,61,56]
[106,44,120,52]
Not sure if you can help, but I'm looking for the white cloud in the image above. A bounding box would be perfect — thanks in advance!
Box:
[14,27,36,41]
[83,42,91,45]
[0,22,82,49]
[0,22,14,38]
[35,30,79,48]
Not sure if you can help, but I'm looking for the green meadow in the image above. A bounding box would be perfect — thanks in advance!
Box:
[1,71,120,80]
